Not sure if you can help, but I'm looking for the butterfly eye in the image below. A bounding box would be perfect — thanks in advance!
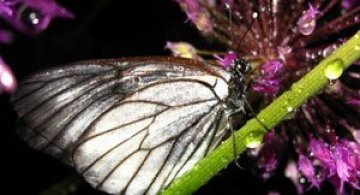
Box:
[235,59,251,74]
[19,6,44,29]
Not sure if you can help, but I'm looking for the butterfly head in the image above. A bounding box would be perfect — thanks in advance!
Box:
[227,56,252,86]
[232,58,252,76]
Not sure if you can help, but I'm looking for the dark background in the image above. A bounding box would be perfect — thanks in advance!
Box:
[0,1,323,194]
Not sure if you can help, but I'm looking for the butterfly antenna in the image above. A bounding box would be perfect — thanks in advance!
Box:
[226,1,235,52]
[235,12,258,55]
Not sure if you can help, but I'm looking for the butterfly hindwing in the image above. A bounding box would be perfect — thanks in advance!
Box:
[12,57,231,195]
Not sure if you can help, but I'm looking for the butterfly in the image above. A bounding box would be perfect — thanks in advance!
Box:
[11,56,251,195]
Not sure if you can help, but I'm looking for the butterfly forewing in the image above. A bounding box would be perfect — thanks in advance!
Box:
[12,57,231,195]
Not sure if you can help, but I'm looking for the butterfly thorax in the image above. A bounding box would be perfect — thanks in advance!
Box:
[226,58,252,115]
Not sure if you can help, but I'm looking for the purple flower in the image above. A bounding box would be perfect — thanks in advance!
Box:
[165,41,202,60]
[342,0,360,10]
[334,141,360,191]
[298,154,322,188]
[310,139,332,165]
[255,132,285,179]
[176,0,213,33]
[253,60,285,95]
[354,131,360,143]
[308,138,360,193]
[0,30,13,44]
[213,52,237,70]
[252,78,282,95]
[0,0,74,35]
[277,46,292,62]
[346,97,360,107]
[0,58,16,93]
[259,60,284,78]
[174,1,360,193]
[335,146,353,183]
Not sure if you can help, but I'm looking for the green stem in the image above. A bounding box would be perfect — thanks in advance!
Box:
[162,31,360,195]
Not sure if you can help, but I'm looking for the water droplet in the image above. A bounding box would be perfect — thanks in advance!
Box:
[245,131,263,149]
[225,2,231,9]
[291,83,304,96]
[287,106,293,112]
[355,16,360,22]
[0,71,15,88]
[285,106,296,120]
[324,59,344,80]
[260,118,265,123]
[355,44,360,51]
[284,100,289,106]
[251,50,258,55]
[297,13,316,35]
[184,174,191,179]
[133,76,141,83]
[221,157,228,163]
[355,33,360,39]
[297,87,303,94]
[177,66,185,71]
[322,45,337,57]
[20,7,44,28]
[325,127,331,133]
[311,53,317,60]
[299,177,306,184]
[192,165,199,171]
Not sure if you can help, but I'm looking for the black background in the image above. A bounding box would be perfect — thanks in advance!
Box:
[0,1,328,194]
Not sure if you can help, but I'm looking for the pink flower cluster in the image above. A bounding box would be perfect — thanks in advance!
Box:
[173,0,360,194]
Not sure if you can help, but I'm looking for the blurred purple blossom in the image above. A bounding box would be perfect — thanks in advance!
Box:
[175,0,213,33]
[173,0,360,194]
[253,60,284,95]
[165,41,202,60]
[0,0,73,95]
[255,131,285,180]
[342,0,360,10]
[0,30,13,44]
[298,154,321,188]
[214,52,237,70]
[310,139,332,166]
[0,58,16,93]
[277,46,292,61]
[334,141,360,191]
[0,0,73,35]
[252,78,282,96]
[308,138,360,193]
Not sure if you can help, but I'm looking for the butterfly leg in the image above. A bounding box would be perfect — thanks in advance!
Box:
[227,110,246,169]
[242,94,270,131]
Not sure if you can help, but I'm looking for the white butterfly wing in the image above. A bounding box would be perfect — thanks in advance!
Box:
[12,57,231,195]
